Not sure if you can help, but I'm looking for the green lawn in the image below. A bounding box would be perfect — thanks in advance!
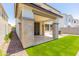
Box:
[26,36,79,56]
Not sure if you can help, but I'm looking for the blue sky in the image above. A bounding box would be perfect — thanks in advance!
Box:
[2,3,15,26]
[2,3,79,26]
[48,3,79,19]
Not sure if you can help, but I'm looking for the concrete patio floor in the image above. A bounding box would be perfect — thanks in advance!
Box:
[34,36,53,45]
[34,34,70,46]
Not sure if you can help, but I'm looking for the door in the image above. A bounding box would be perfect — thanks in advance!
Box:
[34,22,40,35]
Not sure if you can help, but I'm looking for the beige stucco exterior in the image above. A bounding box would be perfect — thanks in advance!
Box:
[15,3,62,48]
[0,4,8,45]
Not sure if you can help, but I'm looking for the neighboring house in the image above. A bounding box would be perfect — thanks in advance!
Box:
[0,4,8,45]
[58,14,79,29]
[15,3,62,48]
[58,14,79,34]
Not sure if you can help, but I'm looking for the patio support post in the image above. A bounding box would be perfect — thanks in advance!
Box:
[40,22,44,36]
[42,22,44,36]
[52,18,59,39]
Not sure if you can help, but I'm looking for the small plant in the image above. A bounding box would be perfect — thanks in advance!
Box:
[4,32,12,43]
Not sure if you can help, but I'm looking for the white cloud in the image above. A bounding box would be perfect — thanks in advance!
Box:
[8,18,15,26]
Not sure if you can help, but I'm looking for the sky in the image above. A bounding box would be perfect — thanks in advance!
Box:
[2,3,15,26]
[2,3,79,26]
[48,3,79,19]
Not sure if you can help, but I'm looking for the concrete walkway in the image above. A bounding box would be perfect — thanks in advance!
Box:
[10,50,27,56]
[76,51,79,56]
[59,34,70,38]
[6,31,27,56]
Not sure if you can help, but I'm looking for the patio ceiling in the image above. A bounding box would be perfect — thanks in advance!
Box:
[34,14,54,22]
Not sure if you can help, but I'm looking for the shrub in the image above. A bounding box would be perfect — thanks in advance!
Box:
[4,32,12,43]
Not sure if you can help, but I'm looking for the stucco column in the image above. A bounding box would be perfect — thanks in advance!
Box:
[52,18,59,39]
[21,8,35,48]
[40,22,44,36]
[41,22,44,36]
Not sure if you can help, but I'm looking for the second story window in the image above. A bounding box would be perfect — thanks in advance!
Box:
[74,21,76,23]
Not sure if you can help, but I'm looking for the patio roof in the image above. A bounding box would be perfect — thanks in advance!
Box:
[15,3,63,19]
[24,3,62,18]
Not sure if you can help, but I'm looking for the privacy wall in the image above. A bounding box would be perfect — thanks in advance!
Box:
[61,27,79,35]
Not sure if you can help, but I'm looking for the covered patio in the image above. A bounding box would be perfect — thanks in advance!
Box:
[15,3,62,48]
[33,10,59,45]
[33,14,54,45]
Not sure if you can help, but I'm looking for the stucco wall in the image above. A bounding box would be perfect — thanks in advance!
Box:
[21,19,34,48]
[16,18,21,39]
[15,4,36,48]
[0,17,8,45]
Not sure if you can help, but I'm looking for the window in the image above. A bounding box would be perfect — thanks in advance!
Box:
[69,19,71,22]
[50,24,52,30]
[74,21,76,23]
[45,24,49,31]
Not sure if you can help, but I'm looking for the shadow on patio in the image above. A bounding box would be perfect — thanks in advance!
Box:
[6,30,24,55]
